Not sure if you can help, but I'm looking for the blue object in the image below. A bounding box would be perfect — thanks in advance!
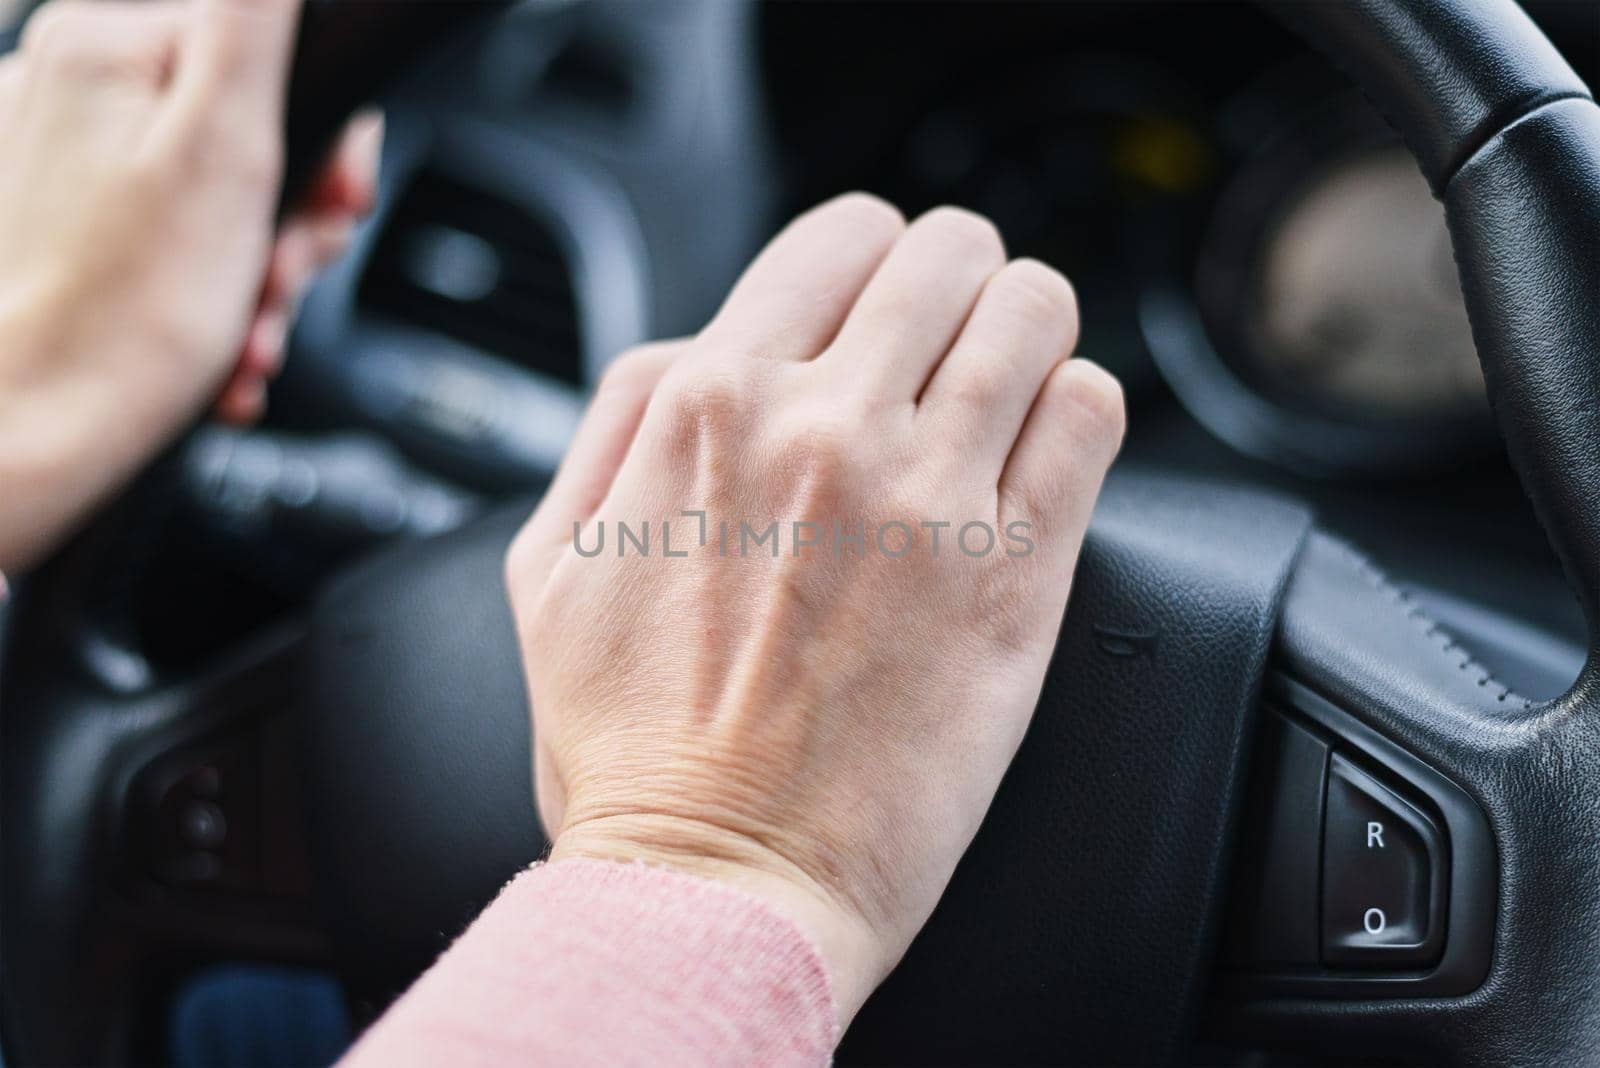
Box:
[168,965,351,1068]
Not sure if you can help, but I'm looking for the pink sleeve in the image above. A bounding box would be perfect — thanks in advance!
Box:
[337,858,838,1067]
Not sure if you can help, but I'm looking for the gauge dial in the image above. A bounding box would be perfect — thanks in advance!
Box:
[1253,147,1483,419]
[1149,87,1499,476]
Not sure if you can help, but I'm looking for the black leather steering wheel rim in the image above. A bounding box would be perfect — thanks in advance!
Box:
[1275,0,1600,665]
[3,1,1598,1064]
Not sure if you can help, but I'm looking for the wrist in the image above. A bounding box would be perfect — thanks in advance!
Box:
[549,811,885,1028]
[0,294,172,572]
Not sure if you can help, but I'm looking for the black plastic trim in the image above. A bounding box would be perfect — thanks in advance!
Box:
[1218,672,1495,998]
[1321,753,1447,967]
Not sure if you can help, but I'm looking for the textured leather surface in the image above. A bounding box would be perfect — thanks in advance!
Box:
[1232,4,1600,1063]
[1281,534,1540,721]
[1241,535,1600,1066]
[839,475,1312,1065]
[1444,98,1600,646]
[302,473,1314,1062]
[301,502,545,1008]
[1268,0,1592,194]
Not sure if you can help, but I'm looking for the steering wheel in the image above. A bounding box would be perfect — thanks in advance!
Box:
[3,0,1597,1063]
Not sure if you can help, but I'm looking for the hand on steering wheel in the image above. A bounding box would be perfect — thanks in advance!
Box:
[0,0,379,574]
[506,194,1125,1024]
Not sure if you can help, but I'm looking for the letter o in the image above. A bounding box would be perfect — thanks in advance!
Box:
[958,521,996,558]
[876,520,913,558]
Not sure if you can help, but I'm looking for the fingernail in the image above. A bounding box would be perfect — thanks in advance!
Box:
[248,306,292,377]
[347,108,386,213]
[219,376,268,425]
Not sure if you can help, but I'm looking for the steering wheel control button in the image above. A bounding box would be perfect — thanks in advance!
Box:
[1221,710,1329,966]
[1321,753,1445,967]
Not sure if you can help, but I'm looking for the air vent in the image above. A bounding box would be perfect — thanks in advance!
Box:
[360,171,585,386]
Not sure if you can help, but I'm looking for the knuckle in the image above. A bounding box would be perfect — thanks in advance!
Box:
[916,205,1004,262]
[991,259,1077,329]
[1057,360,1127,445]
[658,366,752,452]
[824,191,907,241]
[665,367,747,419]
[597,341,678,398]
[596,354,643,396]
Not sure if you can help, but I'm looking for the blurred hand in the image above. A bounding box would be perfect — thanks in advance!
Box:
[0,0,380,572]
[506,194,1125,1025]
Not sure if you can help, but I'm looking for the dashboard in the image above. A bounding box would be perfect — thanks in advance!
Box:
[23,0,1594,725]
